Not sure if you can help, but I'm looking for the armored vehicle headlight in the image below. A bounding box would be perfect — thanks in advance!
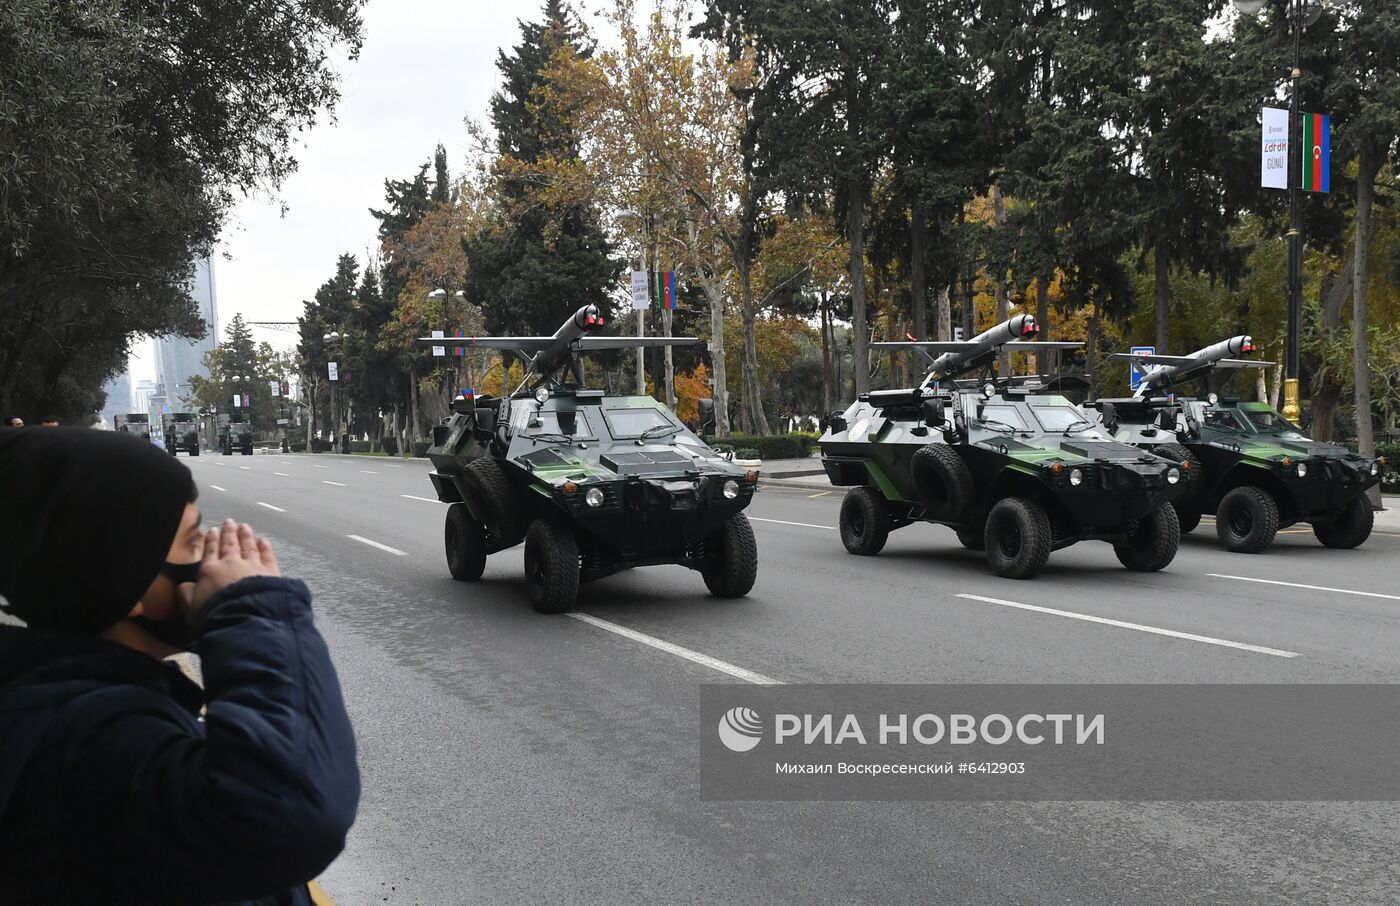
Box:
[585,487,604,508]
[1069,468,1084,487]
[723,479,740,499]
[1207,392,1219,405]
[983,383,996,399]
[1296,462,1308,478]
[534,386,550,404]
[1167,467,1182,485]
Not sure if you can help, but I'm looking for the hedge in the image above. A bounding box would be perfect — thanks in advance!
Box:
[413,441,432,457]
[708,432,819,460]
[381,436,399,456]
[290,442,307,453]
[1379,442,1399,494]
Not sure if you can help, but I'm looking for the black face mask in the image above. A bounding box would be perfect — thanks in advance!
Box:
[138,561,202,649]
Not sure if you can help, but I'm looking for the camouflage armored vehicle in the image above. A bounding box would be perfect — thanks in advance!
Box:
[819,316,1190,579]
[1096,338,1382,552]
[417,304,758,613]
[161,412,200,456]
[114,413,152,441]
[222,420,254,456]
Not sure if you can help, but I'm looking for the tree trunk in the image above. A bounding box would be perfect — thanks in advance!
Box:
[663,307,676,412]
[1154,240,1170,352]
[935,285,951,343]
[737,265,770,435]
[699,271,732,438]
[849,175,870,397]
[820,290,833,415]
[1269,361,1282,411]
[1086,304,1100,401]
[1036,272,1051,374]
[408,370,420,445]
[1353,144,1380,507]
[910,204,927,342]
[993,185,1010,376]
[1310,259,1355,441]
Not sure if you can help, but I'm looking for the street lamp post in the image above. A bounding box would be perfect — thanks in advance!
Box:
[323,330,343,454]
[1233,0,1323,423]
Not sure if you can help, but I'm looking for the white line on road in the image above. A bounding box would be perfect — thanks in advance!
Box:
[274,472,289,477]
[359,469,380,474]
[213,462,225,467]
[749,516,835,531]
[568,613,782,684]
[401,494,439,503]
[956,593,1300,659]
[347,534,407,556]
[313,465,328,470]
[209,485,227,492]
[256,502,286,512]
[1207,574,1400,602]
[322,480,347,487]
[238,466,251,470]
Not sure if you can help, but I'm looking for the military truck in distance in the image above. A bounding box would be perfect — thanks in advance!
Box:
[162,412,200,456]
[114,413,152,441]
[1097,338,1382,552]
[820,315,1190,579]
[222,421,254,455]
[418,304,759,613]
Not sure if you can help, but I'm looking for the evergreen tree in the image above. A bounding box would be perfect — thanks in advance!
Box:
[432,144,451,204]
[464,0,616,336]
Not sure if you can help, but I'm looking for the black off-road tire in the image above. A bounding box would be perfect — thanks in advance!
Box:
[190,447,199,457]
[840,487,892,556]
[702,514,759,598]
[1153,442,1202,500]
[1114,504,1180,572]
[1216,485,1279,553]
[911,443,976,522]
[955,526,986,551]
[464,457,527,545]
[523,519,580,614]
[984,497,1052,579]
[1313,496,1374,549]
[1172,503,1202,534]
[445,503,487,581]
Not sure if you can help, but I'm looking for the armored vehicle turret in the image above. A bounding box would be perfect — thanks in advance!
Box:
[417,305,758,613]
[1093,338,1382,552]
[820,316,1190,578]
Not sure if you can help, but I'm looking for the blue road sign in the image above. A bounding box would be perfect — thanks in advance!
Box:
[1129,346,1155,391]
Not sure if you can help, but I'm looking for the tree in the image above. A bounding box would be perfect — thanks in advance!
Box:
[463,1,617,337]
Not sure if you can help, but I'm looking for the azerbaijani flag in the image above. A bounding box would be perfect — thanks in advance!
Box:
[1301,113,1330,193]
[655,271,678,311]
[454,329,465,357]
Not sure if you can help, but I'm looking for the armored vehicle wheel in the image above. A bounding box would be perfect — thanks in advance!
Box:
[1114,504,1180,572]
[840,487,891,556]
[445,503,487,580]
[464,457,527,546]
[1312,496,1374,549]
[1172,503,1202,534]
[911,443,975,522]
[190,447,199,457]
[955,526,986,551]
[984,497,1052,579]
[1216,485,1278,553]
[702,514,758,598]
[523,519,580,614]
[1153,443,1201,498]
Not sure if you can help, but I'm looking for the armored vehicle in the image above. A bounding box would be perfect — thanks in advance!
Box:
[1096,338,1382,552]
[222,420,254,455]
[820,316,1190,579]
[114,413,152,441]
[161,412,200,456]
[417,304,759,613]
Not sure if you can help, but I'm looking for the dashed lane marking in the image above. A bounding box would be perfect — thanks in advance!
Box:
[274,472,290,477]
[569,614,782,684]
[1207,573,1400,602]
[347,534,407,556]
[209,485,227,492]
[749,516,835,531]
[807,491,833,498]
[359,469,380,474]
[956,593,1300,659]
[401,494,439,503]
[256,502,287,512]
[322,480,347,487]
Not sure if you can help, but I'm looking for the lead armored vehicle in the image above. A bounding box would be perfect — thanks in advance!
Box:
[1096,338,1382,552]
[221,420,254,455]
[820,316,1190,579]
[114,413,152,441]
[161,412,200,456]
[418,304,759,613]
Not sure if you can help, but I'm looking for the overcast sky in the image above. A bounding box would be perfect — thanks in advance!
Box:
[132,0,533,379]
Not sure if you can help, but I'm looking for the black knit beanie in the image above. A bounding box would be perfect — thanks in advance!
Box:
[0,427,195,634]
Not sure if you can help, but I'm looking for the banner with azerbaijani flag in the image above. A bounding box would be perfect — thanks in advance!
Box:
[1301,112,1330,194]
[655,271,679,311]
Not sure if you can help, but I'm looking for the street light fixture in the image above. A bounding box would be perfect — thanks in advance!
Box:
[1230,0,1325,423]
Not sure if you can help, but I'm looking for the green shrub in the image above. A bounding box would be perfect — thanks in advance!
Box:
[349,440,373,454]
[717,432,819,460]
[412,441,432,457]
[290,442,307,453]
[1378,442,1399,493]
[310,438,332,453]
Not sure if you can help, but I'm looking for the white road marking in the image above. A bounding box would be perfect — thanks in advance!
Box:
[209,485,227,492]
[274,472,289,477]
[807,491,833,498]
[347,534,407,556]
[213,462,225,467]
[749,516,835,531]
[238,466,251,470]
[256,502,286,512]
[956,593,1300,659]
[313,465,328,470]
[359,469,380,474]
[322,480,347,487]
[569,614,782,684]
[279,461,292,465]
[1207,574,1400,602]
[383,464,403,468]
[401,494,439,503]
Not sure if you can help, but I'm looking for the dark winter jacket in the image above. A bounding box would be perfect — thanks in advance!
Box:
[0,576,360,905]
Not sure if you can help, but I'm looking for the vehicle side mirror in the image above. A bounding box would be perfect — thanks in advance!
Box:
[698,398,716,437]
[828,413,847,434]
[1101,402,1118,433]
[432,424,450,447]
[1156,408,1176,431]
[976,400,986,420]
[922,398,946,427]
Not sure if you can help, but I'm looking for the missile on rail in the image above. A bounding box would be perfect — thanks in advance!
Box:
[414,302,758,614]
[870,314,1080,387]
[1109,336,1269,398]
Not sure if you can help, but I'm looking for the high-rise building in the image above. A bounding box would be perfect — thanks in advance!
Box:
[133,379,157,418]
[98,369,133,427]
[154,256,219,410]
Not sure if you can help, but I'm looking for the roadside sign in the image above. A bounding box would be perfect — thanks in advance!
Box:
[270,381,281,398]
[327,361,339,382]
[1129,346,1155,391]
[630,270,650,310]
[1261,107,1287,190]
[431,329,445,357]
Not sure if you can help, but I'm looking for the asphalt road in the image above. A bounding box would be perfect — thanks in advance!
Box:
[183,450,1400,905]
